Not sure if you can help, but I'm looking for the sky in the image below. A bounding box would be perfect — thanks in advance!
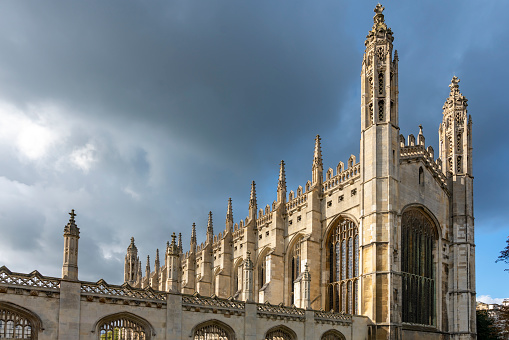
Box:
[0,1,507,304]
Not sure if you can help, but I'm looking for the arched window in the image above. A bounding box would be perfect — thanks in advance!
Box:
[321,329,346,340]
[0,302,42,340]
[259,254,270,288]
[95,312,154,340]
[326,217,359,314]
[401,208,437,325]
[232,258,244,299]
[419,167,424,186]
[289,236,302,305]
[193,320,235,340]
[265,326,296,340]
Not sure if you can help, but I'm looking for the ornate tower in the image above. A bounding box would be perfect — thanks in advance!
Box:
[440,77,475,338]
[62,209,80,281]
[359,4,401,337]
[124,237,141,285]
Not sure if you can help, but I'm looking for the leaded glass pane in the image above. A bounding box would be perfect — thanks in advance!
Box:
[354,235,359,277]
[348,237,353,279]
[327,218,359,314]
[265,328,294,340]
[341,240,346,280]
[98,317,147,340]
[194,323,231,340]
[401,209,436,325]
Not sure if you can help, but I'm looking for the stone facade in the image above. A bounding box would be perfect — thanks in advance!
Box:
[0,4,476,340]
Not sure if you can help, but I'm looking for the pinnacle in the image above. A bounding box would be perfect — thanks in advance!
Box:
[278,160,286,185]
[313,135,323,168]
[250,181,257,207]
[207,211,213,231]
[226,198,233,222]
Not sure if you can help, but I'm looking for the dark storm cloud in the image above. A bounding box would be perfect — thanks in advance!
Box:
[0,1,507,299]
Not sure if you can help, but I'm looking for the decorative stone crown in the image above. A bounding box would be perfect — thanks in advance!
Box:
[63,209,80,237]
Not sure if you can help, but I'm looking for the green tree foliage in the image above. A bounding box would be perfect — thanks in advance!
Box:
[496,236,509,271]
[477,310,500,340]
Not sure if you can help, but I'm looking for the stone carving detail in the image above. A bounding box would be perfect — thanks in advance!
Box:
[182,294,245,314]
[81,279,166,302]
[0,266,60,292]
[257,303,305,321]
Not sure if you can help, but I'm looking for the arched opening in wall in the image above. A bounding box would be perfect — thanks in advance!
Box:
[192,319,235,340]
[321,329,346,340]
[325,217,359,314]
[232,258,243,299]
[288,235,303,305]
[94,312,154,340]
[401,207,438,326]
[0,302,43,340]
[265,326,296,340]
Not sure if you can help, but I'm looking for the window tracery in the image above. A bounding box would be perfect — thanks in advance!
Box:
[321,330,346,340]
[194,323,232,340]
[378,100,384,121]
[327,218,359,314]
[0,302,41,340]
[401,208,436,325]
[265,327,295,340]
[96,313,152,340]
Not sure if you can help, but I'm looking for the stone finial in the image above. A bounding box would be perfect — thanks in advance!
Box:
[146,255,150,275]
[249,181,257,208]
[394,49,399,61]
[207,211,213,233]
[449,76,460,90]
[191,223,197,244]
[64,209,80,237]
[155,249,160,268]
[419,125,423,135]
[178,232,182,252]
[226,198,233,223]
[313,135,323,169]
[278,160,286,190]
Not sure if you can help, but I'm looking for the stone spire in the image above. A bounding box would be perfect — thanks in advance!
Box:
[145,255,151,278]
[248,181,257,221]
[206,211,214,244]
[190,222,197,253]
[178,232,182,253]
[312,135,323,186]
[226,197,233,223]
[62,209,80,281]
[155,249,160,270]
[226,198,234,233]
[277,160,287,204]
[168,232,179,255]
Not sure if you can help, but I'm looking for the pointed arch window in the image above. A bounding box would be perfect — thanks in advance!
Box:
[265,326,296,340]
[0,302,42,340]
[401,208,437,325]
[95,312,154,340]
[193,320,235,340]
[289,236,302,305]
[327,218,359,314]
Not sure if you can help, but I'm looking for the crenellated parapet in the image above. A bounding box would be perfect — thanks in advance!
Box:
[400,128,448,191]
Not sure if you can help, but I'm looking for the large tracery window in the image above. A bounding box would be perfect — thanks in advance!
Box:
[327,218,359,314]
[0,302,41,340]
[321,330,346,340]
[96,313,152,340]
[401,208,437,325]
[265,326,296,340]
[193,320,235,340]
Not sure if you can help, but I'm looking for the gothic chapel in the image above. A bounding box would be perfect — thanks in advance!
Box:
[124,4,476,339]
[0,5,475,340]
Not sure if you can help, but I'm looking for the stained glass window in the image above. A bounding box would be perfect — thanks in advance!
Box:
[401,208,436,325]
[327,218,359,314]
